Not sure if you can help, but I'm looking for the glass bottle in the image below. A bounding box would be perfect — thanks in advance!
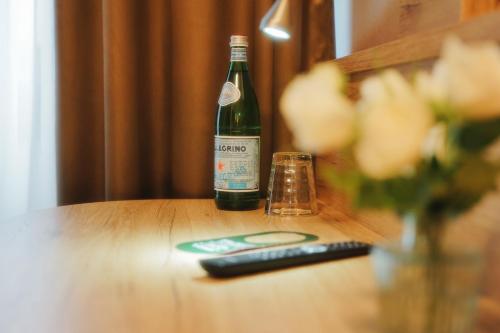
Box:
[214,35,261,210]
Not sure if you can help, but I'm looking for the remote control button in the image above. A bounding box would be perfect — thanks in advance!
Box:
[300,245,328,254]
[328,243,340,250]
[286,248,305,257]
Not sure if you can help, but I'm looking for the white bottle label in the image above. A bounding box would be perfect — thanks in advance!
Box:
[218,82,241,106]
[214,136,260,192]
[231,47,247,62]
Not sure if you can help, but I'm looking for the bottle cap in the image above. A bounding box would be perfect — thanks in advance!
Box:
[230,35,249,48]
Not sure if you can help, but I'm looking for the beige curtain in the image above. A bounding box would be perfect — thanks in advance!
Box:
[56,0,333,205]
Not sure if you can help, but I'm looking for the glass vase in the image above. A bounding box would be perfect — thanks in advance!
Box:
[372,213,483,333]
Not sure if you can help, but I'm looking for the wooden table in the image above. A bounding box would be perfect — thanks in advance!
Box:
[0,199,498,333]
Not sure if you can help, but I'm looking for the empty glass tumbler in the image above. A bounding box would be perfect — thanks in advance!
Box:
[265,152,318,216]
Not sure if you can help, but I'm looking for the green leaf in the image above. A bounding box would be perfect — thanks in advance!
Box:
[353,175,426,212]
[457,118,500,152]
[443,155,500,213]
[355,180,395,210]
[320,165,361,199]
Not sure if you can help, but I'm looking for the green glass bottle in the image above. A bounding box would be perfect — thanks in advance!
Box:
[214,35,261,210]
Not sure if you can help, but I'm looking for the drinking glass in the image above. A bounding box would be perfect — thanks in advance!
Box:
[265,152,318,216]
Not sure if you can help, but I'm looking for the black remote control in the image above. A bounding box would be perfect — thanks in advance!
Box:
[200,241,372,278]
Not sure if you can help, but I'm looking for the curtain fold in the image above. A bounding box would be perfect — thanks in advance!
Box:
[57,0,333,205]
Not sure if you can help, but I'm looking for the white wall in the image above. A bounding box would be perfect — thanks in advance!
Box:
[334,0,352,58]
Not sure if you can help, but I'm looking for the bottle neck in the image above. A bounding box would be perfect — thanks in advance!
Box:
[229,46,248,71]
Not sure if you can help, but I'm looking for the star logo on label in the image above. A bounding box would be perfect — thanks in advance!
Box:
[217,161,225,172]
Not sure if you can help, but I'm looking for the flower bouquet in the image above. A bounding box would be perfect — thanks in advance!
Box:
[280,37,500,333]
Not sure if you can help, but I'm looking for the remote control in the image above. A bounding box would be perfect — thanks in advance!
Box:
[200,241,372,278]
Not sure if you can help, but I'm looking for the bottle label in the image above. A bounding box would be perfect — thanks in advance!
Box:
[231,47,247,62]
[214,136,260,192]
[218,82,241,106]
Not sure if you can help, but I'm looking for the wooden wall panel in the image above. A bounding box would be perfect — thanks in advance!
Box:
[461,0,500,20]
[337,11,500,99]
[351,0,460,52]
[348,0,500,53]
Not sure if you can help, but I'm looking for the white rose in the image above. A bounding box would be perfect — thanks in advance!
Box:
[419,37,500,120]
[355,70,434,179]
[415,62,448,108]
[280,63,355,154]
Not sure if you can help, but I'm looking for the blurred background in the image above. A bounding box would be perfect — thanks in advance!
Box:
[1,0,499,220]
